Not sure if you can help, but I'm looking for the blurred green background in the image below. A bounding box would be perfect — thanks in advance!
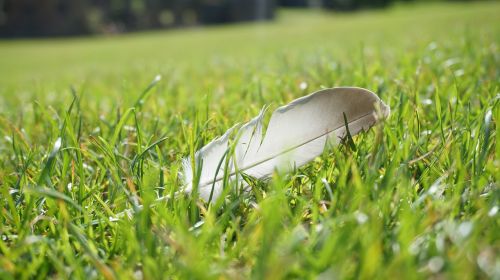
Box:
[0,1,497,91]
[0,1,498,279]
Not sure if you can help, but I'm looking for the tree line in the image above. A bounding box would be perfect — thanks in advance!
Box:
[0,0,472,37]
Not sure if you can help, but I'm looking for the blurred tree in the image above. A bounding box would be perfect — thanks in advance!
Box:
[322,0,394,11]
[0,0,89,37]
[0,0,276,37]
[231,0,275,21]
[0,0,475,37]
[197,0,275,24]
[279,0,321,7]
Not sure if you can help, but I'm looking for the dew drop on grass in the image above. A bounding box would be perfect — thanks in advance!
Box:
[374,76,384,85]
[392,243,400,254]
[355,211,368,224]
[458,221,473,239]
[443,58,460,68]
[134,269,143,280]
[428,256,444,273]
[454,69,465,77]
[421,98,433,106]
[488,206,498,217]
[123,125,136,132]
[409,236,424,255]
[315,224,323,233]
[82,163,94,172]
[291,225,308,245]
[24,235,43,245]
[189,220,205,232]
[435,233,445,252]
[53,137,62,152]
[477,249,496,276]
[329,62,338,71]
[427,42,438,51]
[426,84,435,94]
[421,130,432,136]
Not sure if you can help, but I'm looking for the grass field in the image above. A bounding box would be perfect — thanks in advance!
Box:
[0,1,499,279]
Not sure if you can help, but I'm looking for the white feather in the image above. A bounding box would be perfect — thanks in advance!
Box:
[182,87,390,201]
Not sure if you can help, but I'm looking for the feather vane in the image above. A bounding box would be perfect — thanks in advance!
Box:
[182,87,390,201]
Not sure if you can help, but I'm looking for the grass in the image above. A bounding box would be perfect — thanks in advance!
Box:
[0,1,499,279]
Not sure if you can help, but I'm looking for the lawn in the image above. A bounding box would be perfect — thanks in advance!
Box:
[0,1,499,279]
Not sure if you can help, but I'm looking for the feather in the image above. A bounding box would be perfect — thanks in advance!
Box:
[182,87,390,201]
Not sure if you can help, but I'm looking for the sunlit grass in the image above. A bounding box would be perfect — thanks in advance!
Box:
[0,1,499,279]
